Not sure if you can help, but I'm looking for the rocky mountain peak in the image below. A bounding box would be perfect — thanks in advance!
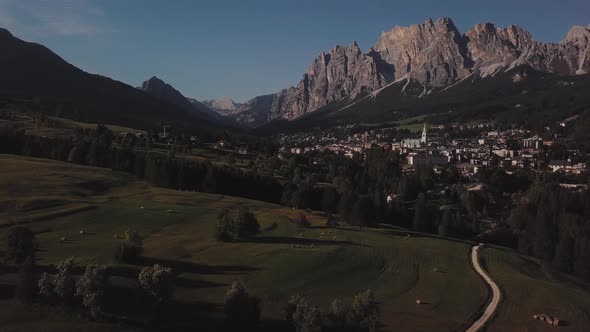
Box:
[203,97,242,116]
[564,25,590,43]
[237,17,590,127]
[375,17,470,87]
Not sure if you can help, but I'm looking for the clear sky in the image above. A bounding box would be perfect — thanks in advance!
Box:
[1,0,589,102]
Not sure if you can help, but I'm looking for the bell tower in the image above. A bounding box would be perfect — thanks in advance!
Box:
[420,123,427,145]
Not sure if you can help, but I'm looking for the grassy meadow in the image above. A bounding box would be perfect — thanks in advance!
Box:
[0,154,589,331]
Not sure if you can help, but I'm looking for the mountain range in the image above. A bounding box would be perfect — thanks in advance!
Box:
[1,18,589,133]
[233,18,590,128]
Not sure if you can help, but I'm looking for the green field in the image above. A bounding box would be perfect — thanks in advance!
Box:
[1,155,590,331]
[482,248,590,332]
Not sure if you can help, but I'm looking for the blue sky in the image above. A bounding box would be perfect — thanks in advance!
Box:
[1,0,589,102]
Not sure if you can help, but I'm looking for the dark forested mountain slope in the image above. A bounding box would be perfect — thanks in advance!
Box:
[0,28,219,130]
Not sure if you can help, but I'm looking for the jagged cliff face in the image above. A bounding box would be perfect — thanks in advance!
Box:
[374,17,471,87]
[235,18,590,127]
[464,23,590,76]
[266,42,391,121]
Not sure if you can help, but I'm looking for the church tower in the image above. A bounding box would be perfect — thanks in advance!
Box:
[420,123,428,145]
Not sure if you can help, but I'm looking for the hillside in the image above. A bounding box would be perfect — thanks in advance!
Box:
[0,29,218,131]
[1,155,590,331]
[257,65,590,134]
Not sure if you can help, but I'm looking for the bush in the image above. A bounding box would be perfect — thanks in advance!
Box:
[214,208,260,241]
[115,228,143,262]
[348,290,379,332]
[224,280,261,330]
[76,264,107,318]
[6,226,37,264]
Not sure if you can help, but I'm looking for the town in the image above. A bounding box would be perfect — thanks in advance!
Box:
[277,121,587,183]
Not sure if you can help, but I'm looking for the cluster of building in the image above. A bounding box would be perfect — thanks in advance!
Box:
[279,123,587,178]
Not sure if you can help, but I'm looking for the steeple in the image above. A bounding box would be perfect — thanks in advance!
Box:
[420,123,428,145]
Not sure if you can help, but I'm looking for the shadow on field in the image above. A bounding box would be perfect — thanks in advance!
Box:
[139,257,261,275]
[243,236,365,247]
[102,283,291,332]
[102,283,226,331]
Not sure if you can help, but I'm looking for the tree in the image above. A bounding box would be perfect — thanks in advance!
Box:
[338,192,355,222]
[321,188,338,214]
[329,299,348,328]
[348,290,379,332]
[292,299,323,332]
[6,226,37,264]
[438,210,452,237]
[351,196,371,226]
[15,256,36,303]
[139,264,175,325]
[234,207,260,239]
[202,165,217,193]
[285,294,305,323]
[76,264,107,318]
[413,193,431,233]
[38,272,54,298]
[139,264,175,302]
[215,210,234,241]
[224,280,261,330]
[214,208,260,241]
[294,212,311,228]
[54,257,76,301]
[115,228,143,262]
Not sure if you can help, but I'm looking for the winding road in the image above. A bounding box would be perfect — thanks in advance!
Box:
[466,244,502,332]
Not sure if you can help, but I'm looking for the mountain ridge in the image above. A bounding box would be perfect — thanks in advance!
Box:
[234,17,590,127]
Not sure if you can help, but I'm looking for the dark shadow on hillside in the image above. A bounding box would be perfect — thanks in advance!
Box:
[102,283,226,331]
[242,236,366,247]
[138,257,261,275]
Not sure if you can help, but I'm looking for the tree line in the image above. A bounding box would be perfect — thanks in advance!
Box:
[0,130,283,204]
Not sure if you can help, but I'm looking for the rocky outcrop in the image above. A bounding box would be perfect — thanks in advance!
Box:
[203,98,242,116]
[236,18,590,126]
[266,42,392,121]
